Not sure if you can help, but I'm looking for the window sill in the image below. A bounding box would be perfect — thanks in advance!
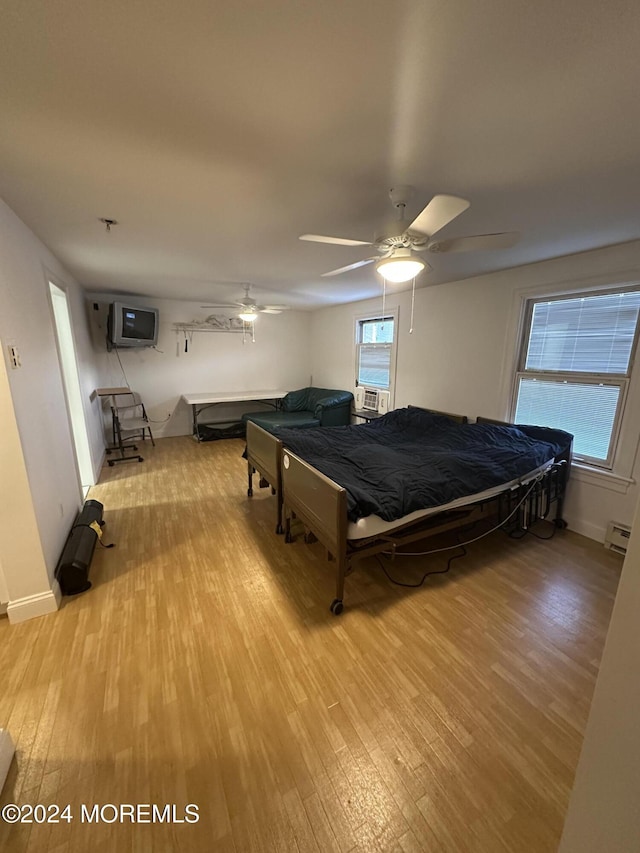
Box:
[571,462,636,494]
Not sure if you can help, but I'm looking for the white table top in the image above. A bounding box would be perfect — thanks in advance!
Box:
[182,390,289,406]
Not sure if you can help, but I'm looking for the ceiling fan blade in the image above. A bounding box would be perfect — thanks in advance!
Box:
[258,305,290,313]
[428,231,520,253]
[407,195,470,238]
[321,258,377,277]
[300,233,372,247]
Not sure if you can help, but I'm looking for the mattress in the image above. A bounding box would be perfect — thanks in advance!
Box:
[346,460,551,540]
[276,407,572,524]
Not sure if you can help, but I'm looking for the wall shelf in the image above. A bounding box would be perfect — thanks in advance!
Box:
[173,318,248,334]
[172,317,256,344]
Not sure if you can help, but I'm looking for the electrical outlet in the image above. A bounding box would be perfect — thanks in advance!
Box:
[7,345,20,368]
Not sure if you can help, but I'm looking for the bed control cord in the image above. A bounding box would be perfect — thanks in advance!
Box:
[505,520,557,541]
[376,545,467,587]
[376,472,550,589]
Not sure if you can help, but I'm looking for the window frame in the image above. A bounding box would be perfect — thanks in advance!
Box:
[354,308,398,403]
[510,286,640,470]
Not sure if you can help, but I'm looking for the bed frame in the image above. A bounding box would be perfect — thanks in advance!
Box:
[247,412,571,614]
[245,409,468,535]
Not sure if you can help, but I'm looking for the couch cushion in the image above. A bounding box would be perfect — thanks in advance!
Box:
[241,411,320,431]
[282,388,311,412]
[283,387,352,413]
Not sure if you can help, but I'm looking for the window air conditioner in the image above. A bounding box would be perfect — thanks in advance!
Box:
[356,387,390,414]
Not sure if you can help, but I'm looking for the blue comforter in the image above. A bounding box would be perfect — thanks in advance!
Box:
[274,407,572,522]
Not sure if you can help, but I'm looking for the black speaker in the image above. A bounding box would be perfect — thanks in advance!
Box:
[55,500,105,595]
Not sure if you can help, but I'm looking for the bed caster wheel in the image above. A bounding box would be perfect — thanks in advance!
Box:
[247,488,253,497]
[329,599,344,616]
[108,461,114,467]
[138,457,144,462]
[554,518,568,529]
[275,524,283,534]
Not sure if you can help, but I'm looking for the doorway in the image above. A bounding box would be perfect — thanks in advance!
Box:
[49,282,94,492]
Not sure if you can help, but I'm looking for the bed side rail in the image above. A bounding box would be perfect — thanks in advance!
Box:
[281,449,348,557]
[475,415,510,426]
[246,421,282,487]
[246,421,285,532]
[411,406,468,424]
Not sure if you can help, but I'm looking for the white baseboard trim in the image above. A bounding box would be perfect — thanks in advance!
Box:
[7,583,61,625]
[565,517,606,544]
[0,729,15,794]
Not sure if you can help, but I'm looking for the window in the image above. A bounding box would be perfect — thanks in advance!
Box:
[355,313,396,393]
[513,289,640,468]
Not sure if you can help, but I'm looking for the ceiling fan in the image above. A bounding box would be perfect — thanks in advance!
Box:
[201,285,289,321]
[300,186,519,282]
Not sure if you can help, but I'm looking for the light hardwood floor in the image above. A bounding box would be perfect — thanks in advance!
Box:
[0,436,622,852]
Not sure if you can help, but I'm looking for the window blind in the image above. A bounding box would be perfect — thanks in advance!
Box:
[358,344,392,387]
[357,317,395,388]
[525,291,640,374]
[360,319,394,344]
[514,377,620,462]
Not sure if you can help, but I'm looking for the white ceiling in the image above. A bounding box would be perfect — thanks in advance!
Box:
[1,0,640,310]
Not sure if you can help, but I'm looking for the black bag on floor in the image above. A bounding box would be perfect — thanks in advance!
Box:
[198,422,246,441]
[55,499,106,595]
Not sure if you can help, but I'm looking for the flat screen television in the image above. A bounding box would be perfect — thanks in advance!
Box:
[108,302,159,347]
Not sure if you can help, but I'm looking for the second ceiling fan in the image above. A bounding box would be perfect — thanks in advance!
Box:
[300,186,519,282]
[202,285,290,321]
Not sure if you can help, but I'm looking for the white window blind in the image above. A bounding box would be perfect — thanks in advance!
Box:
[514,378,620,461]
[525,292,640,373]
[514,289,640,468]
[356,317,395,390]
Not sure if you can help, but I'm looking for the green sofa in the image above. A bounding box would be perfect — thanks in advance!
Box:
[242,387,353,432]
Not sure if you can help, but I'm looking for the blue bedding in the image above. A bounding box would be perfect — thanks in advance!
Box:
[274,407,572,522]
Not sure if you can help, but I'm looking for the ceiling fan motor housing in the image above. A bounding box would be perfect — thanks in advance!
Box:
[374,219,429,252]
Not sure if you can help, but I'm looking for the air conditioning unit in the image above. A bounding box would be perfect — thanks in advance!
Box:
[356,387,390,413]
[604,521,631,555]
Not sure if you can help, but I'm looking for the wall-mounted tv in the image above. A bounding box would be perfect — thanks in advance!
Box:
[108,302,159,348]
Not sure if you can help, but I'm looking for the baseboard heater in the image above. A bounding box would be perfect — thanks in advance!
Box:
[55,499,106,595]
[604,521,631,555]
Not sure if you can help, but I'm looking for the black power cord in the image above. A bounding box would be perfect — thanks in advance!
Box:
[376,544,468,588]
[375,471,560,589]
[505,519,557,541]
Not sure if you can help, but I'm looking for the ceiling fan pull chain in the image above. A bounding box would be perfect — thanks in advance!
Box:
[409,275,416,334]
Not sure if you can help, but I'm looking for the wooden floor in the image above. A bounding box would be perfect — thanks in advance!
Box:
[0,436,623,852]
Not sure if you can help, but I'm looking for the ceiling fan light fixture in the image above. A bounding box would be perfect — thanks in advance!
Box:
[376,249,426,283]
[238,310,258,322]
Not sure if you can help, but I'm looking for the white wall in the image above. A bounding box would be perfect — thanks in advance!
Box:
[87,295,313,436]
[310,240,640,541]
[0,197,104,607]
[0,347,55,618]
[558,490,640,852]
